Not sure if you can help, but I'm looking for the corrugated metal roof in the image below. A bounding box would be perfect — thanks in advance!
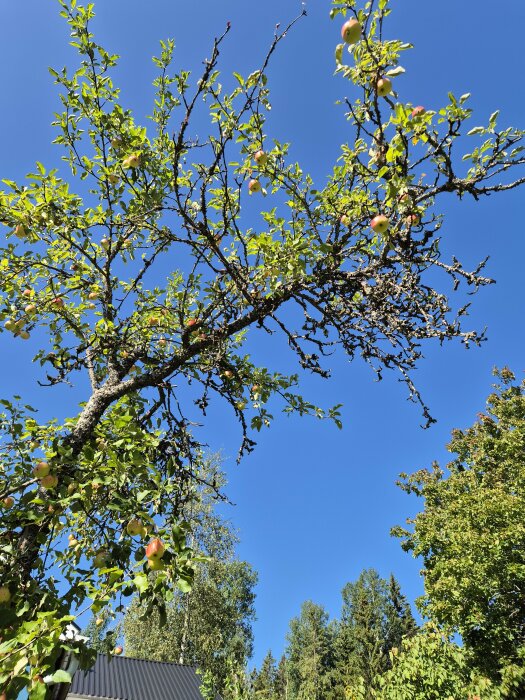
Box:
[68,654,207,700]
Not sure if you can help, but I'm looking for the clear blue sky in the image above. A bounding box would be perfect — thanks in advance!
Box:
[1,0,524,670]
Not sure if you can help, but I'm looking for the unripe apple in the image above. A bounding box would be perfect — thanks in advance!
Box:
[254,150,268,166]
[114,646,123,655]
[87,303,96,310]
[405,213,421,226]
[370,215,390,234]
[126,518,143,537]
[341,18,361,44]
[93,550,110,569]
[25,304,37,315]
[340,214,351,227]
[108,173,120,185]
[148,316,160,327]
[67,482,78,495]
[22,288,33,298]
[3,319,16,332]
[33,461,50,478]
[248,179,261,194]
[40,473,58,489]
[68,534,79,547]
[14,223,29,239]
[101,238,110,250]
[3,496,14,508]
[51,297,65,308]
[223,370,234,380]
[147,557,165,571]
[158,337,167,348]
[411,105,426,119]
[145,538,165,560]
[88,291,99,301]
[122,153,141,169]
[376,77,392,97]
[111,138,122,148]
[0,586,11,604]
[18,330,30,340]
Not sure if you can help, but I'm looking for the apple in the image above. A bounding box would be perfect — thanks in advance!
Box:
[254,150,268,166]
[108,173,120,185]
[186,318,198,330]
[148,316,160,327]
[248,179,261,194]
[18,330,30,340]
[0,587,11,604]
[40,474,58,489]
[411,106,426,119]
[126,519,143,536]
[147,557,165,571]
[95,618,104,627]
[114,646,123,655]
[370,215,390,234]
[3,496,14,508]
[223,370,234,380]
[88,291,99,301]
[376,77,392,97]
[3,319,15,332]
[145,538,165,560]
[101,238,110,250]
[14,223,29,239]
[93,550,110,569]
[25,304,37,315]
[340,214,351,227]
[341,18,361,44]
[158,337,167,348]
[33,461,50,478]
[122,153,141,169]
[251,384,260,394]
[68,534,79,547]
[405,213,421,226]
[22,289,33,298]
[0,692,6,700]
[51,297,65,308]
[111,138,122,148]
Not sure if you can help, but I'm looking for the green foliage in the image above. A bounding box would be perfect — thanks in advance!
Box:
[393,369,525,692]
[1,0,524,693]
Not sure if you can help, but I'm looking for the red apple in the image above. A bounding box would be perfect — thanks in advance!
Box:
[376,77,392,97]
[411,106,426,118]
[22,289,33,298]
[186,318,198,329]
[33,462,50,478]
[51,297,65,308]
[114,646,123,655]
[248,179,261,194]
[145,538,165,560]
[254,150,268,166]
[0,587,11,604]
[40,474,58,489]
[370,215,390,234]
[405,213,421,226]
[3,496,14,508]
[341,19,361,44]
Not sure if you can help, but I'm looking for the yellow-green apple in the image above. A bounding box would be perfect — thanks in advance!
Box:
[108,173,120,184]
[158,337,167,348]
[14,223,29,239]
[114,646,123,655]
[341,19,361,44]
[18,330,30,340]
[3,497,14,508]
[122,153,140,169]
[22,289,33,298]
[88,291,99,300]
[254,150,268,166]
[111,138,122,148]
[25,304,37,315]
[95,618,104,627]
[376,77,392,97]
[40,473,58,489]
[33,462,50,478]
[101,238,110,250]
[93,550,110,569]
[145,538,165,560]
[126,519,143,536]
[223,370,234,380]
[248,179,261,194]
[148,316,159,327]
[51,297,65,308]
[3,319,16,331]
[370,215,390,234]
[340,214,351,227]
[0,587,11,604]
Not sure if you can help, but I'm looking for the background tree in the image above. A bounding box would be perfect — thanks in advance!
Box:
[1,0,525,695]
[393,369,525,694]
[253,650,279,700]
[285,601,337,700]
[334,569,416,698]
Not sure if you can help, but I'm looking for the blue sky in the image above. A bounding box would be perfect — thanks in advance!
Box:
[1,0,525,670]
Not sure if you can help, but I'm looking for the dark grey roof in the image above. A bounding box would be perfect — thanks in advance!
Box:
[68,654,206,700]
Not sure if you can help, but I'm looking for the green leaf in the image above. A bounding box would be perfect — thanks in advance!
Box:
[51,670,72,683]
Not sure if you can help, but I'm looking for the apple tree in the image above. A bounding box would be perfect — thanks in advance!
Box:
[0,0,524,696]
